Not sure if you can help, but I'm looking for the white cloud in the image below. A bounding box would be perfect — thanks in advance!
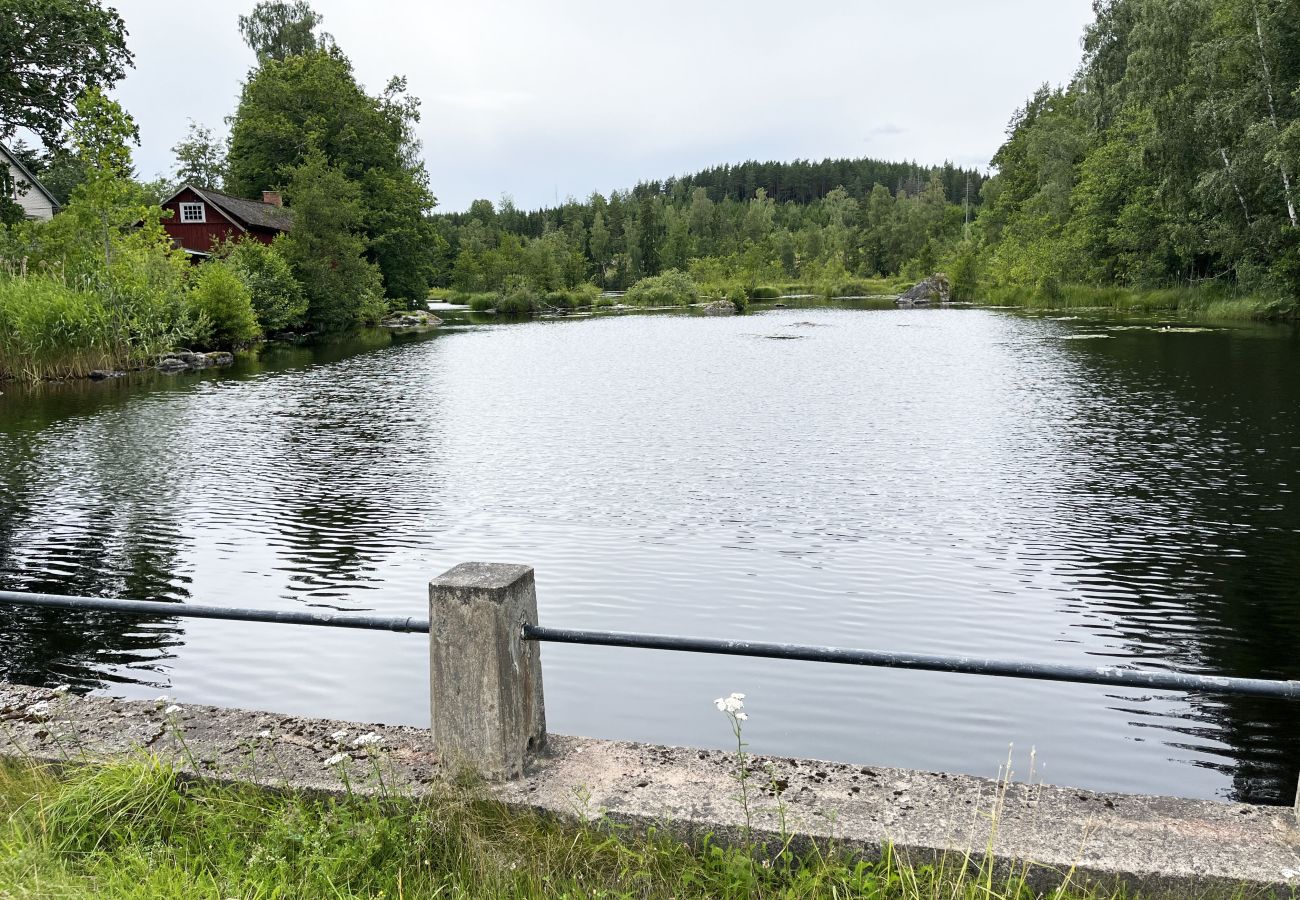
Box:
[107,0,1094,210]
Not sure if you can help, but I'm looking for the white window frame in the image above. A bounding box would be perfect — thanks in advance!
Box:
[179,202,206,224]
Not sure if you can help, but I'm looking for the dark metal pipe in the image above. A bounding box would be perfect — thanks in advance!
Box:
[3,591,1297,701]
[0,591,430,633]
[522,625,1300,700]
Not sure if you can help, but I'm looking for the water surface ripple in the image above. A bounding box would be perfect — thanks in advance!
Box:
[2,306,1299,803]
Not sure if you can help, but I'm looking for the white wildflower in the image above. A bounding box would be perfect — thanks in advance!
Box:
[52,685,70,694]
[154,696,169,705]
[164,705,183,715]
[26,701,51,719]
[351,732,382,748]
[257,730,271,739]
[735,712,748,721]
[330,730,349,741]
[323,753,349,766]
[713,692,745,714]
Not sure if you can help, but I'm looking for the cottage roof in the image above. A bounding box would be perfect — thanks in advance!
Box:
[0,142,60,211]
[163,184,293,232]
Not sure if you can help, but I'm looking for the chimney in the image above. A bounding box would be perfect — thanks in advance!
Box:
[262,190,283,207]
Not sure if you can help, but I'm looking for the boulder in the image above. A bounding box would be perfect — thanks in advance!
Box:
[381,311,443,329]
[896,273,951,306]
[155,351,235,374]
[176,351,210,368]
[701,300,736,316]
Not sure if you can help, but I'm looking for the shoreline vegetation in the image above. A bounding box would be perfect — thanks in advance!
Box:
[4,2,1297,382]
[0,756,1141,900]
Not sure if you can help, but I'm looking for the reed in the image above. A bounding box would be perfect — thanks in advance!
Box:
[0,273,122,381]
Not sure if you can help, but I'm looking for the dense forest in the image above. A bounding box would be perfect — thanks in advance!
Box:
[976,0,1299,314]
[433,158,985,302]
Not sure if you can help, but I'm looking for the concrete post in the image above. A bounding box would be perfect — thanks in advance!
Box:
[428,563,546,779]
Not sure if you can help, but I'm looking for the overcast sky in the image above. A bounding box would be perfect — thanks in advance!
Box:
[107,0,1096,212]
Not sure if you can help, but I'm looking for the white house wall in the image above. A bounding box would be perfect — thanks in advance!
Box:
[4,158,56,221]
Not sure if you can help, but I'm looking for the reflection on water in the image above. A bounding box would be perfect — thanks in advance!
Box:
[1,310,1298,804]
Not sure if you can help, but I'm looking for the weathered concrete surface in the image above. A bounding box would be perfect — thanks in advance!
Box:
[1,682,1296,898]
[429,563,546,779]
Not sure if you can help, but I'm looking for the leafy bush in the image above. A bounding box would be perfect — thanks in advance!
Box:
[188,263,261,349]
[542,283,602,310]
[749,285,781,300]
[494,283,537,316]
[227,239,307,333]
[625,269,699,306]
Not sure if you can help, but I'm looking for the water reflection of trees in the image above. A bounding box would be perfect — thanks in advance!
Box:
[265,340,447,608]
[0,381,190,692]
[1054,325,1300,803]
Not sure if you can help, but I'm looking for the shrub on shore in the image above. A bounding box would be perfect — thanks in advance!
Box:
[225,239,307,333]
[187,264,261,349]
[625,269,699,306]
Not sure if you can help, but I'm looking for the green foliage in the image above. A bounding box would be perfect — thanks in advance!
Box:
[435,157,980,297]
[494,282,536,316]
[0,273,115,380]
[277,149,384,331]
[976,0,1300,316]
[0,0,133,146]
[187,263,260,349]
[0,758,1131,900]
[0,89,195,380]
[467,293,497,312]
[237,0,328,61]
[624,269,699,306]
[225,238,307,332]
[170,120,227,190]
[225,41,440,302]
[749,285,781,300]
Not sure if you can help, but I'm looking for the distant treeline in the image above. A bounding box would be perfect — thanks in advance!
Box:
[432,157,982,297]
[633,157,985,207]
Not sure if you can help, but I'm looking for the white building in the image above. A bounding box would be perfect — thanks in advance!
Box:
[1,143,59,221]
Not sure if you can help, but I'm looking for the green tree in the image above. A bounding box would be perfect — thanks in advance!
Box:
[226,46,438,302]
[238,0,330,62]
[171,120,227,190]
[278,149,384,331]
[0,0,132,145]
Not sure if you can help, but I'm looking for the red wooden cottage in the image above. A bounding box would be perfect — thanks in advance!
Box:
[159,185,293,258]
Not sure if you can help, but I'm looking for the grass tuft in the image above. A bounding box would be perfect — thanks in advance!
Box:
[0,756,1173,899]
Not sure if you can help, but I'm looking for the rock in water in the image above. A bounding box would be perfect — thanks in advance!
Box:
[380,311,443,329]
[896,274,951,306]
[701,300,736,316]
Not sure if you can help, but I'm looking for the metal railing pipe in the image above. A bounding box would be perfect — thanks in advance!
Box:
[0,591,430,634]
[522,624,1300,700]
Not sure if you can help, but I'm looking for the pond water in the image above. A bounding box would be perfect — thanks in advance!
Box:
[2,302,1299,804]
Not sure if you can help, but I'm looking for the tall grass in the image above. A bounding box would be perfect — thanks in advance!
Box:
[0,274,121,381]
[983,282,1297,321]
[0,756,1159,900]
